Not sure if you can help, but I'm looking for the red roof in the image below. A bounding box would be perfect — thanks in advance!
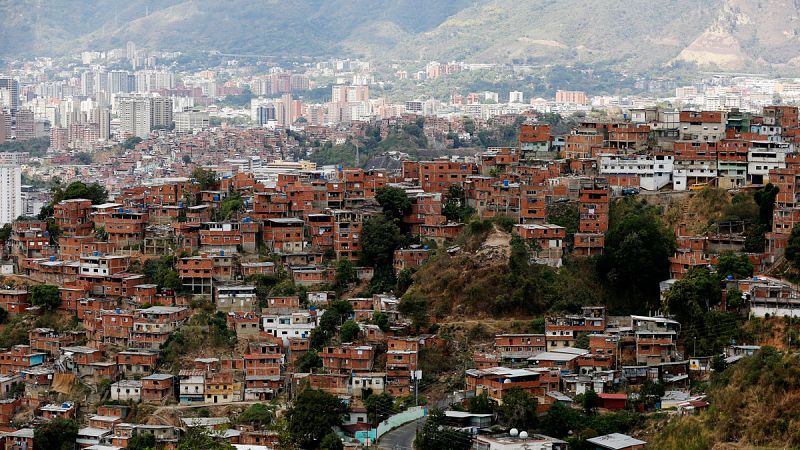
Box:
[599,393,627,400]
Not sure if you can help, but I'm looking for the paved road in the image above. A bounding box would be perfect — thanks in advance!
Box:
[378,417,425,450]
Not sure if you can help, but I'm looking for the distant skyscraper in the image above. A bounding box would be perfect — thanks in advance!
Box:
[0,165,22,225]
[126,41,137,60]
[90,107,111,140]
[174,109,210,132]
[13,109,35,141]
[150,96,173,129]
[50,127,69,150]
[0,78,20,114]
[256,105,276,126]
[118,97,152,138]
[80,71,95,96]
[118,96,172,138]
[108,71,134,93]
[0,110,10,144]
[555,90,588,105]
[509,91,524,103]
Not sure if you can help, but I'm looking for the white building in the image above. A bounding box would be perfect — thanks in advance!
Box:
[748,141,790,185]
[174,109,210,132]
[509,91,524,104]
[0,165,21,225]
[110,380,142,402]
[117,95,173,138]
[262,311,318,345]
[117,96,151,138]
[178,370,205,404]
[351,372,385,397]
[599,154,674,191]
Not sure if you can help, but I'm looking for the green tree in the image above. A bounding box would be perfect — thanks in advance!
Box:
[581,390,600,415]
[286,388,348,449]
[396,268,415,295]
[726,287,744,310]
[786,224,800,271]
[399,293,429,332]
[339,319,360,342]
[128,432,157,450]
[365,391,396,425]
[74,152,93,165]
[376,186,412,222]
[414,408,472,450]
[295,350,322,372]
[715,253,753,280]
[334,258,357,289]
[177,426,234,450]
[0,307,7,325]
[598,198,676,311]
[0,223,11,241]
[34,418,79,450]
[467,391,494,414]
[122,136,143,149]
[663,268,720,324]
[218,192,244,220]
[320,432,344,450]
[50,181,109,205]
[192,167,219,190]
[711,354,728,373]
[640,380,665,399]
[238,403,273,428]
[498,388,538,430]
[360,215,404,267]
[539,402,584,438]
[30,284,60,310]
[372,311,390,332]
[754,182,779,227]
[443,184,474,223]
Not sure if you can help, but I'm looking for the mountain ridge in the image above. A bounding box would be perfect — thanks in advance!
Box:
[3,0,800,71]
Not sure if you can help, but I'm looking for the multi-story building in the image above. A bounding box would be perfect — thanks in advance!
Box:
[545,306,606,350]
[262,311,318,345]
[13,109,35,141]
[118,96,152,139]
[518,124,553,160]
[513,224,566,268]
[672,141,719,190]
[630,315,680,364]
[174,109,209,132]
[321,345,375,373]
[573,179,609,256]
[0,78,20,114]
[0,165,21,225]
[263,218,304,253]
[599,154,674,191]
[679,111,727,142]
[215,285,257,313]
[0,110,11,144]
[494,334,546,364]
[54,199,94,237]
[466,366,560,404]
[130,306,189,350]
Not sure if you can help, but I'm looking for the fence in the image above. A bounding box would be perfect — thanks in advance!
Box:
[354,406,428,444]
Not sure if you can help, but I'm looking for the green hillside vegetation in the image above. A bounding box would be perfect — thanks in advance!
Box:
[310,120,428,167]
[402,196,676,322]
[650,347,800,449]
